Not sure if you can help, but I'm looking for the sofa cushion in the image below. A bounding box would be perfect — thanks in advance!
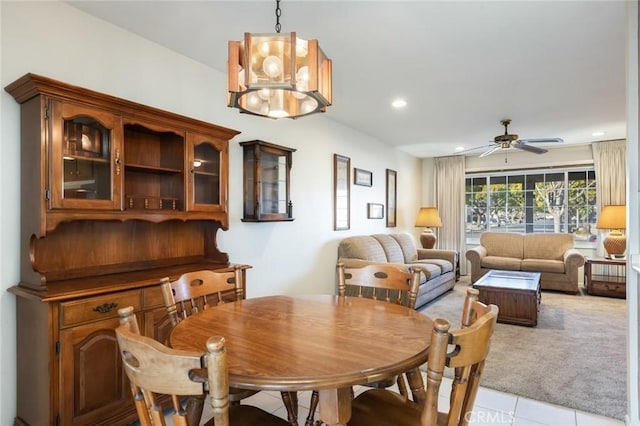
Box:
[481,256,522,271]
[522,259,566,274]
[372,234,405,264]
[409,259,453,274]
[524,233,574,261]
[338,236,388,262]
[480,232,524,259]
[408,262,442,281]
[390,233,419,263]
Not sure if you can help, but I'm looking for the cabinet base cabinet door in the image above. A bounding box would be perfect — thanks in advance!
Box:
[59,318,136,426]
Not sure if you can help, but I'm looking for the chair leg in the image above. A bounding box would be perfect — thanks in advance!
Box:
[184,394,205,426]
[281,391,298,425]
[397,373,409,398]
[306,390,319,426]
[405,367,426,406]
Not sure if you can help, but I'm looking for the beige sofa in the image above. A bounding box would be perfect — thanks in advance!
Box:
[338,233,457,308]
[465,232,585,293]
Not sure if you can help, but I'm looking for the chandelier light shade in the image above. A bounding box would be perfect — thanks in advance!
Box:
[595,204,626,259]
[415,207,443,249]
[227,0,332,120]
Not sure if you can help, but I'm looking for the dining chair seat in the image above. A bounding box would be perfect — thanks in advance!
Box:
[347,389,422,426]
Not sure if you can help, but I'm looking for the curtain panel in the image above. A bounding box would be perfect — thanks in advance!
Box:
[591,139,627,257]
[435,156,467,274]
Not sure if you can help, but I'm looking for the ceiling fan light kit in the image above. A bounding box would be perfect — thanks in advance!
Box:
[461,119,564,161]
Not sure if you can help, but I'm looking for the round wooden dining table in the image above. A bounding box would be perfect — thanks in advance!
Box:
[169,294,433,426]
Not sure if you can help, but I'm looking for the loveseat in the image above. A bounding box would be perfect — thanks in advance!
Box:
[337,233,457,308]
[465,232,585,293]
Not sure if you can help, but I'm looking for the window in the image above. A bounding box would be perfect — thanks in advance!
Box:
[466,167,596,244]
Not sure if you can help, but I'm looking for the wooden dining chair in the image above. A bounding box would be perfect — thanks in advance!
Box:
[160,267,298,425]
[304,262,424,426]
[338,261,426,401]
[161,266,245,328]
[347,288,499,426]
[115,306,290,426]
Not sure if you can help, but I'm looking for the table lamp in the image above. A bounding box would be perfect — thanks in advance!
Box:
[596,205,626,259]
[415,207,442,249]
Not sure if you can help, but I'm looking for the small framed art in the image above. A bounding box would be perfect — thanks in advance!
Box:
[354,168,373,187]
[367,203,384,219]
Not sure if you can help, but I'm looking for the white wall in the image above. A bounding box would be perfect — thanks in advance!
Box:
[0,2,423,424]
[625,1,639,424]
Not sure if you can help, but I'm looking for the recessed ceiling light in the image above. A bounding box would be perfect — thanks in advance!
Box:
[592,131,605,137]
[391,99,407,108]
[455,146,465,151]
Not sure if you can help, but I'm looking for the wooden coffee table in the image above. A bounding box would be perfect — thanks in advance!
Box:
[473,270,541,326]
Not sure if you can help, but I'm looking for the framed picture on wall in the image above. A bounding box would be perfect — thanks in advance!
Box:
[333,154,351,230]
[367,203,384,219]
[354,168,373,187]
[386,169,397,227]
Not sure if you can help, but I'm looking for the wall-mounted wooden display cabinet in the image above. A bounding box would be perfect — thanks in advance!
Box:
[5,73,248,426]
[240,140,295,222]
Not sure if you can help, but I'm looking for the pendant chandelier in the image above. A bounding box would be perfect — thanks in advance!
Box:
[227,0,332,119]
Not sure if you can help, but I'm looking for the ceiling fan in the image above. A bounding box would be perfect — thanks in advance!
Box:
[463,119,564,158]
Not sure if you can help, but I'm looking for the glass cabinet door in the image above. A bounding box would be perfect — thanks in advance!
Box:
[49,100,123,210]
[260,151,287,215]
[186,133,227,212]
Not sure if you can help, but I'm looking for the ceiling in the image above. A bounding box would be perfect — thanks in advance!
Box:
[67,1,628,159]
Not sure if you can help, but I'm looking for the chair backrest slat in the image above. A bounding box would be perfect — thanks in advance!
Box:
[337,262,422,309]
[161,266,244,328]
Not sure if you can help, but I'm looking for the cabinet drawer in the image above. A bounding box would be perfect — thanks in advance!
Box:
[60,290,142,328]
[143,285,166,308]
[589,281,626,298]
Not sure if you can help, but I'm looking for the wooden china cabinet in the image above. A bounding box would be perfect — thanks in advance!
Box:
[5,74,247,426]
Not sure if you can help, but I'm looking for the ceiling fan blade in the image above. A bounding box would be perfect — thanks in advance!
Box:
[519,137,564,144]
[455,144,494,155]
[479,146,501,157]
[512,141,548,154]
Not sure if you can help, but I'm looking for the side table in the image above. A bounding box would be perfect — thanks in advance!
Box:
[584,256,626,299]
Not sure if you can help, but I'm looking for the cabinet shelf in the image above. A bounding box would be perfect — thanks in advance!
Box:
[63,153,110,163]
[591,274,625,284]
[125,163,183,174]
[193,170,219,177]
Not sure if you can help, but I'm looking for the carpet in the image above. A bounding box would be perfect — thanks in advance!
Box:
[419,278,627,420]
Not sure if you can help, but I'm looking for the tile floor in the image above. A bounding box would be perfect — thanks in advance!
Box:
[191,373,624,426]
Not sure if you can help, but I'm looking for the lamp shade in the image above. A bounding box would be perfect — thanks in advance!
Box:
[595,205,626,230]
[415,207,443,228]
